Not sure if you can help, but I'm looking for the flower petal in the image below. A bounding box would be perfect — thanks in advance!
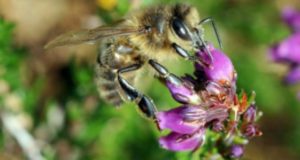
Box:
[157,106,206,134]
[159,129,205,151]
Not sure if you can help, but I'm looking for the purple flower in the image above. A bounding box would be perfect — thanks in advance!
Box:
[157,105,229,133]
[195,44,237,86]
[155,44,261,156]
[157,106,206,134]
[269,33,300,64]
[282,7,300,32]
[269,7,300,99]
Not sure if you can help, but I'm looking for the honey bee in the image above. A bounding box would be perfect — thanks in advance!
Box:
[45,3,221,120]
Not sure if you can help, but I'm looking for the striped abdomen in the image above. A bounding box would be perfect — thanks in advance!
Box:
[94,39,141,106]
[94,63,123,106]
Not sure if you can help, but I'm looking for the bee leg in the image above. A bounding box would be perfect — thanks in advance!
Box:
[117,64,157,120]
[172,43,191,60]
[149,60,182,85]
[172,43,208,67]
[198,17,222,49]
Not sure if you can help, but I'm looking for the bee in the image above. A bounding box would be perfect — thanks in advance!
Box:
[45,3,221,120]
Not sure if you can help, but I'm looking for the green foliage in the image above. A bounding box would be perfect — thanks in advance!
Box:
[0,19,14,47]
[0,19,22,89]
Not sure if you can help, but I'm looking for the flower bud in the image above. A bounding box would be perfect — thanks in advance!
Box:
[241,123,262,138]
[228,145,244,158]
[243,105,257,123]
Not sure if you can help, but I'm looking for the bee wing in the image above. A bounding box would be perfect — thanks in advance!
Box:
[45,26,142,49]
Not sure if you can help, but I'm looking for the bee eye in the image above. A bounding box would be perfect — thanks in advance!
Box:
[172,18,191,40]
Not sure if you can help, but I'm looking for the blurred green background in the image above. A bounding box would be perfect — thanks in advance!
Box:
[0,0,300,159]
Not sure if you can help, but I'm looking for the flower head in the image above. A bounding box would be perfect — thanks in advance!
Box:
[155,44,261,157]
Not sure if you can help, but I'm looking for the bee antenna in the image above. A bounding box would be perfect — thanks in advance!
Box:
[194,29,214,63]
[199,17,222,49]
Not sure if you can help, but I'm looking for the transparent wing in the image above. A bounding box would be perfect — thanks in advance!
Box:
[45,26,142,49]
